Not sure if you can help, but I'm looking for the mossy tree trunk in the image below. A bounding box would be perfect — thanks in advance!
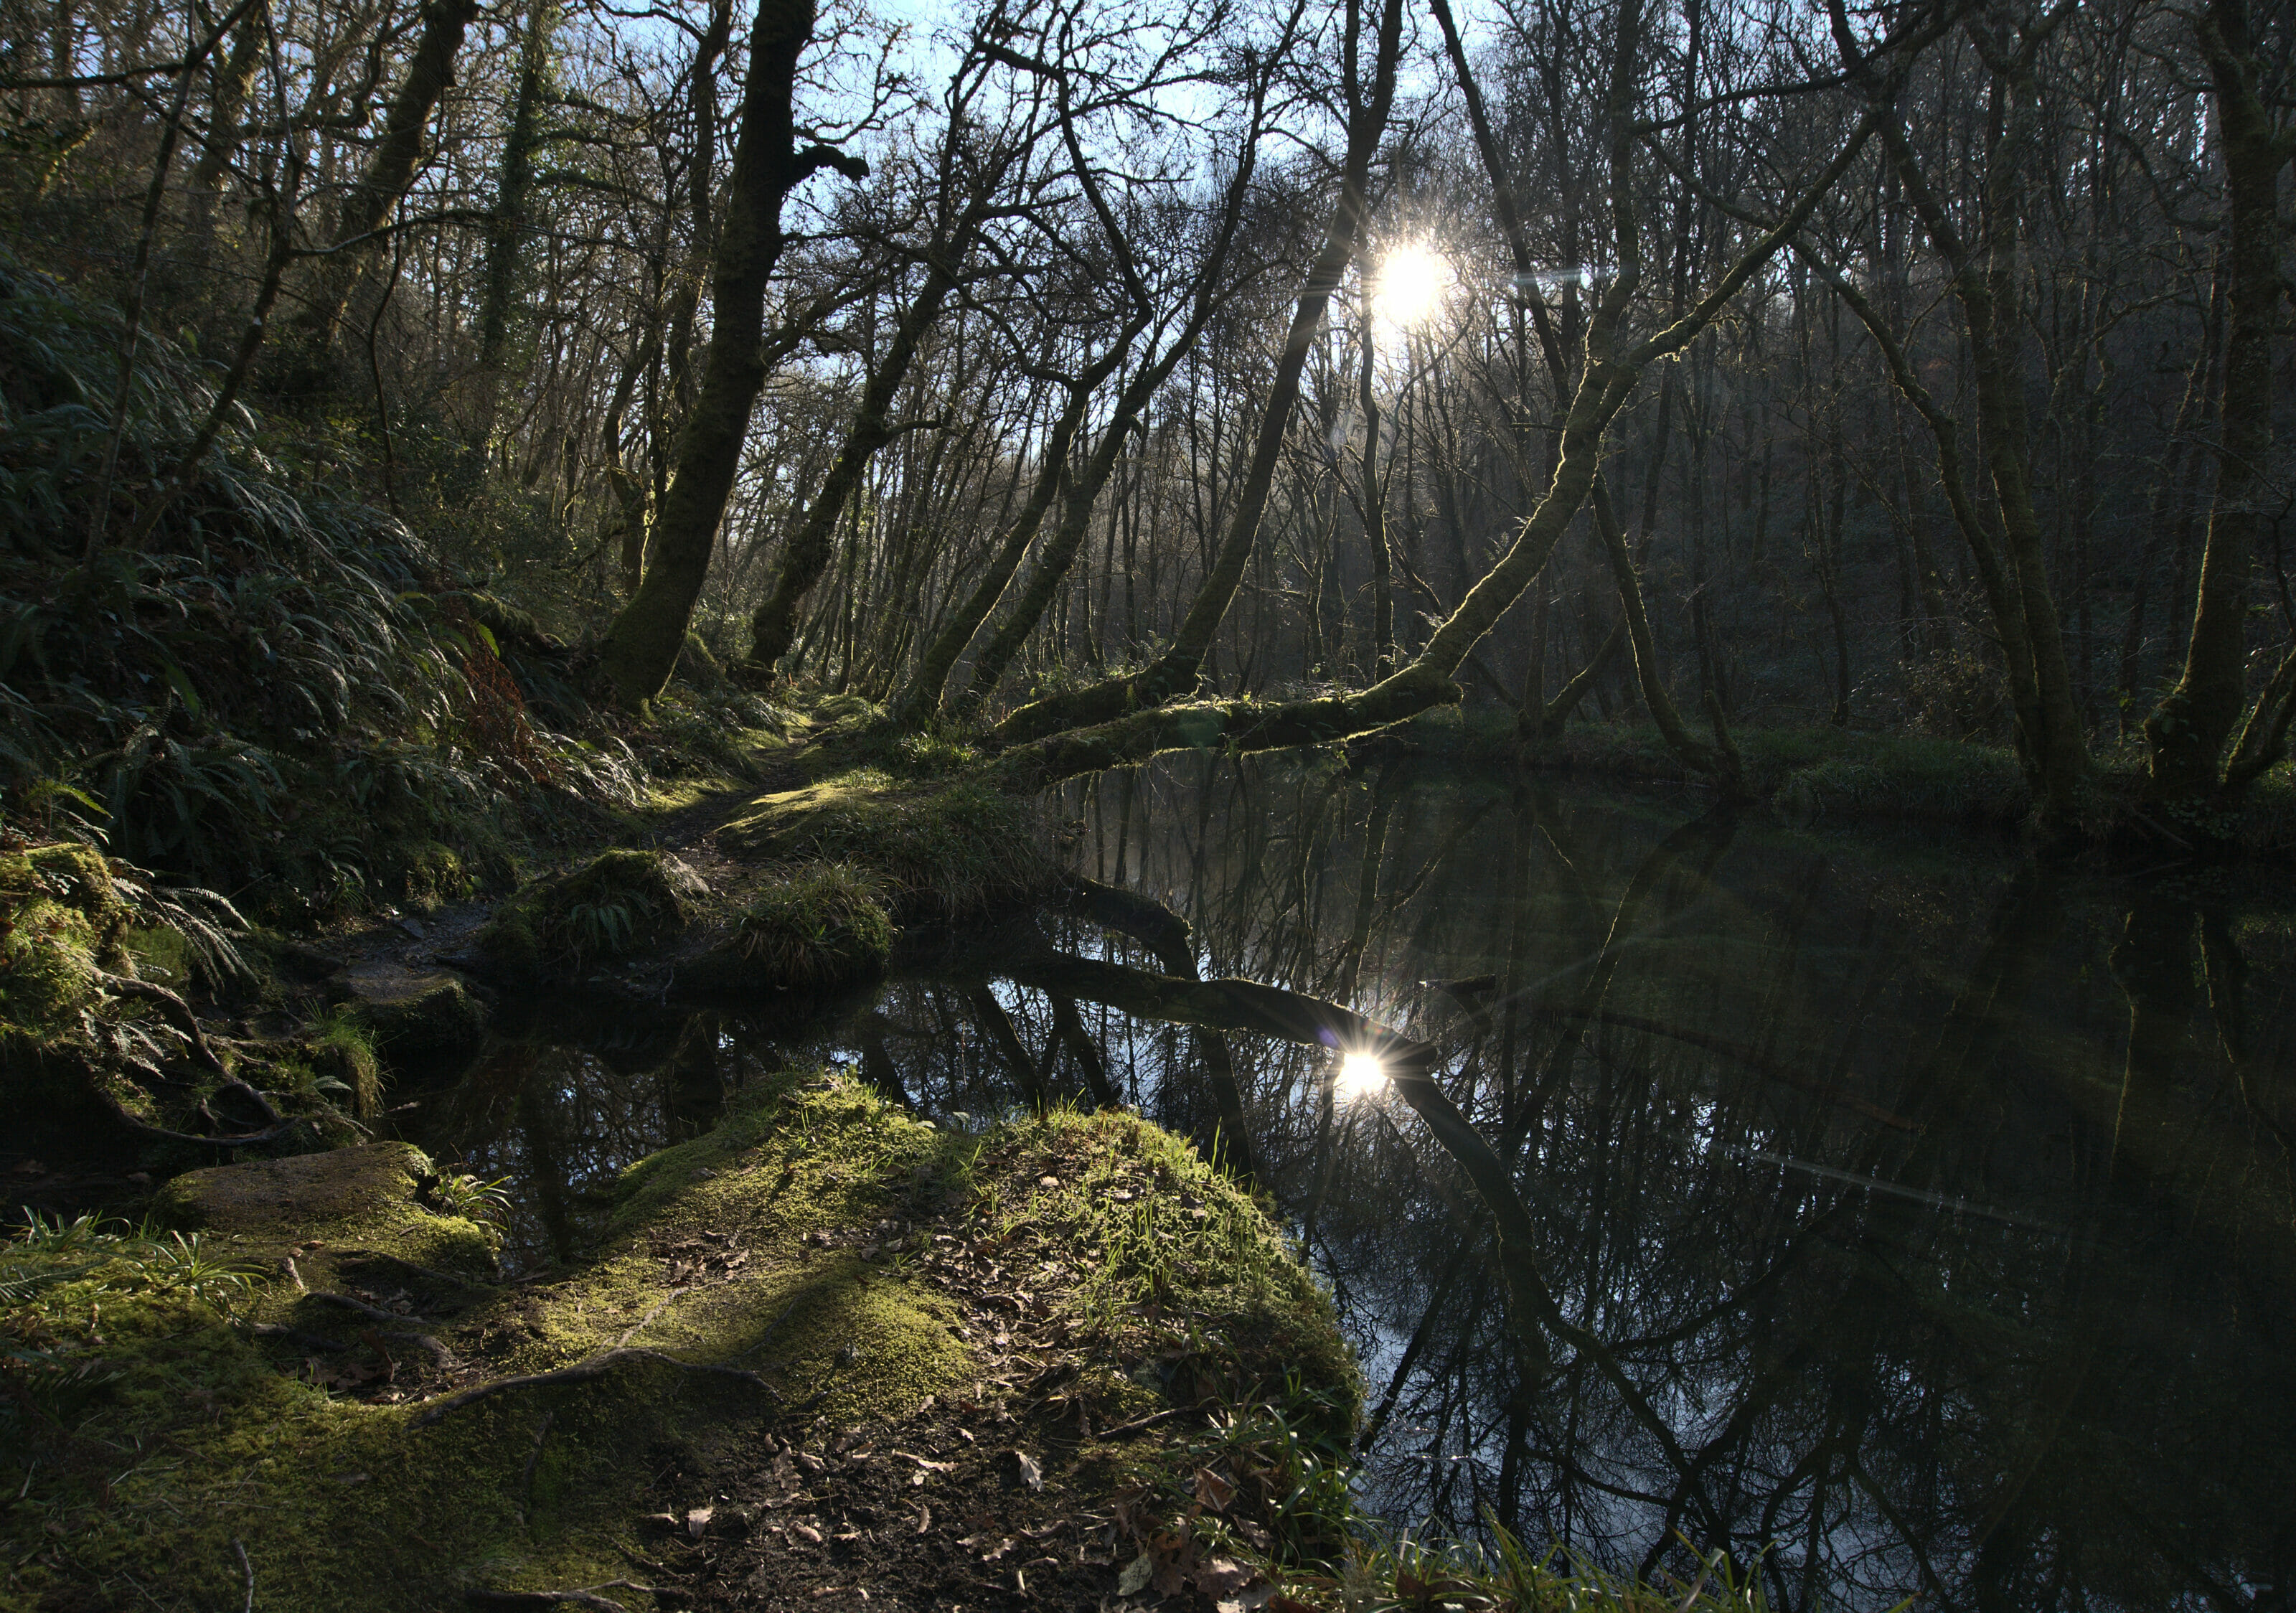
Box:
[1866,22,2091,833]
[469,0,561,451]
[182,12,265,276]
[2143,0,2296,813]
[596,0,864,708]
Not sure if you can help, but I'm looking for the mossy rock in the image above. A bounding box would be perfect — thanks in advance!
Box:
[809,690,883,726]
[474,847,709,982]
[327,959,489,1065]
[152,1139,495,1274]
[679,860,893,994]
[1,840,129,1047]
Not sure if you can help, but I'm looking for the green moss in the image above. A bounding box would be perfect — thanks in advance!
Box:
[0,841,128,1048]
[475,847,707,980]
[308,1006,385,1118]
[971,1109,1360,1443]
[6,1074,1362,1611]
[152,1141,497,1274]
[718,771,1052,915]
[681,860,893,993]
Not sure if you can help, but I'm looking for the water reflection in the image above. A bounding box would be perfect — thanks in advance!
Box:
[420,756,2296,1608]
[398,999,770,1271]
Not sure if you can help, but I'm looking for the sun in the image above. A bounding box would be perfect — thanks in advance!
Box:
[1373,243,1454,331]
[1335,1048,1390,1104]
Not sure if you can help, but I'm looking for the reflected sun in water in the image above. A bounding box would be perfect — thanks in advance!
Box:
[1335,1048,1390,1103]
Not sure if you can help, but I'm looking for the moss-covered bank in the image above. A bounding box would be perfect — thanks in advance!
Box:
[1,1073,1353,1612]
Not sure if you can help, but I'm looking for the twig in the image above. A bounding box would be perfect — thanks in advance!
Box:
[616,1287,693,1347]
[233,1538,253,1613]
[1093,1404,1189,1439]
[517,1410,554,1525]
[728,1293,806,1361]
[410,1348,780,1429]
[466,1586,649,1611]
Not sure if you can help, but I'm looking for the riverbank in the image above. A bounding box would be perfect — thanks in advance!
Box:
[9,710,1808,1613]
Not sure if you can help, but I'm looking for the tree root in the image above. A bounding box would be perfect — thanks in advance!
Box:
[92,970,229,1075]
[311,1289,436,1327]
[246,1320,353,1353]
[341,1248,497,1290]
[93,1082,294,1148]
[411,1348,780,1429]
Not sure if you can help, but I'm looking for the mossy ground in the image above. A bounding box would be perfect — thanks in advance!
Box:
[474,847,708,983]
[716,770,1053,917]
[1,1075,1358,1612]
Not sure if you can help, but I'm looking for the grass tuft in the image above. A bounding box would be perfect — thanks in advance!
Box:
[716,860,895,989]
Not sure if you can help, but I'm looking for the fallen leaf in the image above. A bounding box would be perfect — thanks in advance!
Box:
[685,1506,714,1540]
[1117,1553,1155,1596]
[1193,1467,1235,1513]
[1014,1450,1043,1490]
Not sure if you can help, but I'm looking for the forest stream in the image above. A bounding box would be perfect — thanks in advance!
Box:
[357,756,2296,1611]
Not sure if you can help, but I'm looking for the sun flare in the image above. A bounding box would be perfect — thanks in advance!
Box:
[1374,244,1453,330]
[1336,1048,1390,1103]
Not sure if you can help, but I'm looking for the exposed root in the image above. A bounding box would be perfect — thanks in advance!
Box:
[410,1348,781,1429]
[245,1320,352,1353]
[344,1248,497,1290]
[93,1082,294,1148]
[92,969,230,1075]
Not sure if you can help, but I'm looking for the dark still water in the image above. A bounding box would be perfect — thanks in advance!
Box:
[402,756,2296,1610]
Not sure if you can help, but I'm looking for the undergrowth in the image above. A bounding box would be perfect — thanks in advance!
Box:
[0,247,663,919]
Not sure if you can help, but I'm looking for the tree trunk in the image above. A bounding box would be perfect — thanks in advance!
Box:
[892,326,1138,722]
[744,249,968,672]
[2144,0,2292,810]
[992,0,1406,743]
[298,0,484,349]
[596,0,855,708]
[471,0,560,431]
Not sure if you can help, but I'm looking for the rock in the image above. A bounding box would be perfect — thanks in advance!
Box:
[276,941,347,981]
[471,848,701,984]
[328,960,489,1065]
[151,1141,494,1274]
